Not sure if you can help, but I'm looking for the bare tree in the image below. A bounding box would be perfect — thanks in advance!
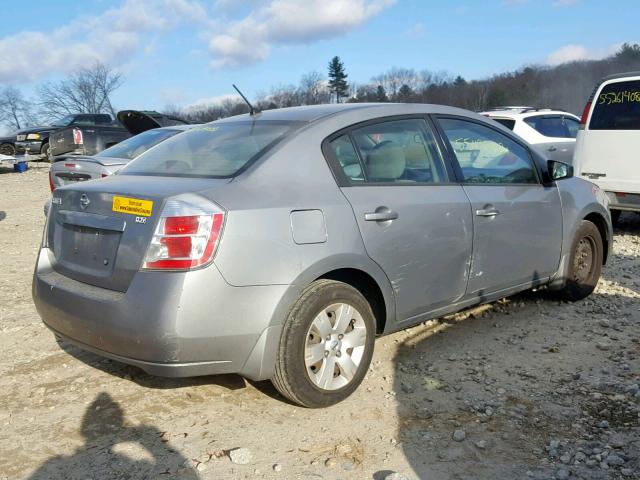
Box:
[0,86,36,130]
[299,71,330,105]
[38,62,123,121]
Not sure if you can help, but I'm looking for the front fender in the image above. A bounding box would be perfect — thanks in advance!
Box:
[549,178,612,288]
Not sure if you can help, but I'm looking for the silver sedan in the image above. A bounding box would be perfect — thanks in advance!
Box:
[33,103,612,407]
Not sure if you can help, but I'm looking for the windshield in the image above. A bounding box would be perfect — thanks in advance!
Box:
[120,121,299,178]
[51,115,75,127]
[96,128,181,160]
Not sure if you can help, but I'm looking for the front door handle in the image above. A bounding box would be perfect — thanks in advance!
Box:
[548,146,557,152]
[365,210,399,222]
[475,208,500,217]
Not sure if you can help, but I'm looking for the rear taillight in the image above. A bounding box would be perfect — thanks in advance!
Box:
[49,173,55,192]
[579,100,592,129]
[73,128,83,145]
[142,194,225,270]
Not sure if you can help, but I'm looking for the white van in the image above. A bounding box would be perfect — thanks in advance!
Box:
[573,72,640,221]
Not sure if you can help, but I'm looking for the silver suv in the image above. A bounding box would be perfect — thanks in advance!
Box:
[481,107,581,164]
[33,104,611,407]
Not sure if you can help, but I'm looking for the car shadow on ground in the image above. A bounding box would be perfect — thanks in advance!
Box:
[56,338,248,392]
[27,392,199,479]
[613,211,640,235]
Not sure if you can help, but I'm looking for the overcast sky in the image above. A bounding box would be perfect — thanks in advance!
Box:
[0,0,636,113]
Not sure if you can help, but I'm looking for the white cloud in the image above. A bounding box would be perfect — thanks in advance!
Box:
[0,0,396,82]
[0,0,210,83]
[183,93,239,112]
[545,43,622,66]
[208,0,397,68]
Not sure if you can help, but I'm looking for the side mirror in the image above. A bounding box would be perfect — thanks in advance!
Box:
[548,160,573,181]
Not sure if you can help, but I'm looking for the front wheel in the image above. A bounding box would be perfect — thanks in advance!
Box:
[0,143,15,156]
[271,280,376,408]
[559,220,603,301]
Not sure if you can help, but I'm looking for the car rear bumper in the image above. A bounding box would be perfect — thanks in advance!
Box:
[606,191,640,212]
[32,248,292,380]
[15,140,43,155]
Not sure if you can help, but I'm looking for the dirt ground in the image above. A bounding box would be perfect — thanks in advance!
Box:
[0,164,638,480]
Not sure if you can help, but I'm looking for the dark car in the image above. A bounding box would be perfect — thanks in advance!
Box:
[0,130,20,156]
[49,110,190,160]
[16,114,116,159]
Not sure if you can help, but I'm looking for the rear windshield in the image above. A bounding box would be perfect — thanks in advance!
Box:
[590,79,640,130]
[120,122,298,178]
[490,118,515,130]
[96,128,180,160]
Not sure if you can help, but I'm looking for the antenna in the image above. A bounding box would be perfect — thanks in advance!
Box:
[232,84,259,116]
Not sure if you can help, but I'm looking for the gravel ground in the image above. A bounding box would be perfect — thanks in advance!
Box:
[0,165,638,480]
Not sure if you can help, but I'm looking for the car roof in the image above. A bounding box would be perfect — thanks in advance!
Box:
[482,110,579,120]
[212,103,484,125]
[600,70,640,83]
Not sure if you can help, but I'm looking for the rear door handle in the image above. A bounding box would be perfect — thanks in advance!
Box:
[365,210,399,222]
[475,208,500,217]
[547,146,557,152]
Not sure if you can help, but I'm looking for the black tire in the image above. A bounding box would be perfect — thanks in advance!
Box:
[40,142,50,162]
[0,143,15,156]
[610,210,621,224]
[559,220,603,301]
[271,279,376,408]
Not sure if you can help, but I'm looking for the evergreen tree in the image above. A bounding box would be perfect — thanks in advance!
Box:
[453,75,466,86]
[397,84,413,101]
[376,85,388,102]
[328,56,349,103]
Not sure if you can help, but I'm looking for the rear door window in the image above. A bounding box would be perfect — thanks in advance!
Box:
[120,122,299,178]
[590,79,640,130]
[438,118,538,184]
[329,135,364,182]
[347,119,447,184]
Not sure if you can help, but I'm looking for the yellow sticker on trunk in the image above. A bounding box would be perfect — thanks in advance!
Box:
[112,196,153,216]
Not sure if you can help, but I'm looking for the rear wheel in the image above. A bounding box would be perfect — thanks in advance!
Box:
[0,143,15,156]
[559,220,603,301]
[272,280,375,408]
[41,142,51,163]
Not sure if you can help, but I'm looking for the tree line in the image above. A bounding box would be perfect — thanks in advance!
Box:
[169,43,640,123]
[2,44,640,131]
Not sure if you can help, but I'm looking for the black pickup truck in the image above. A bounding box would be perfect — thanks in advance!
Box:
[49,110,189,160]
[15,114,118,159]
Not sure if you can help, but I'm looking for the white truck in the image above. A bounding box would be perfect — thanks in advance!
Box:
[573,71,640,222]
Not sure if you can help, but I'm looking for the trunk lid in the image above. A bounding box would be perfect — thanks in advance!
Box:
[116,110,190,135]
[50,157,118,189]
[47,176,230,292]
